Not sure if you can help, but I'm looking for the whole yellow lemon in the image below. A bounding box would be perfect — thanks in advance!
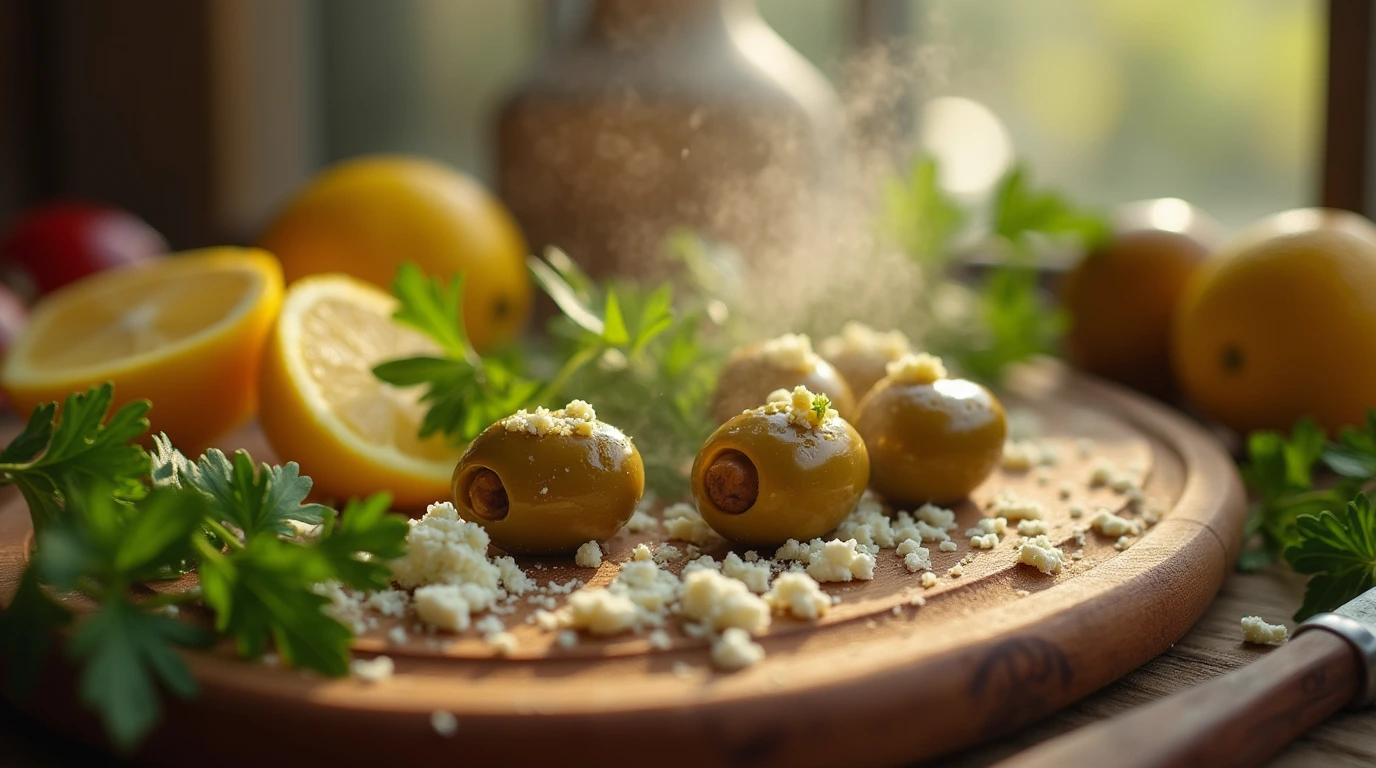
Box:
[1173,208,1376,433]
[259,155,531,352]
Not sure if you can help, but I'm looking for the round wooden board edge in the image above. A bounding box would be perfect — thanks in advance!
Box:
[0,369,1248,768]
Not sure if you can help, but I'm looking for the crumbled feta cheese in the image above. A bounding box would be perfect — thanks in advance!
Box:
[560,589,643,635]
[363,588,409,618]
[1090,510,1143,538]
[575,540,603,568]
[1240,616,1288,645]
[1087,458,1116,488]
[625,509,659,533]
[988,491,1044,521]
[965,517,1008,538]
[948,564,964,577]
[1068,503,1085,519]
[763,572,830,620]
[474,614,505,636]
[485,631,518,656]
[647,629,672,650]
[760,332,819,371]
[430,711,458,737]
[351,655,394,683]
[806,539,876,583]
[1114,536,1132,551]
[413,583,494,632]
[760,384,838,428]
[939,540,958,552]
[1002,440,1040,471]
[743,550,760,562]
[387,625,409,645]
[680,569,771,634]
[556,629,579,649]
[493,556,532,595]
[914,503,957,531]
[711,628,765,671]
[1017,519,1048,537]
[1017,535,1065,575]
[500,399,598,437]
[775,538,823,561]
[970,533,999,550]
[631,543,653,561]
[684,554,721,574]
[818,321,911,361]
[722,552,772,594]
[903,549,933,572]
[885,352,947,384]
[391,503,506,605]
[609,560,682,615]
[663,502,716,545]
[653,544,682,564]
[920,572,938,588]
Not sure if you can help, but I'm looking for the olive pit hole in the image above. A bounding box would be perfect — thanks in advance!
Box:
[468,468,510,521]
[704,450,759,514]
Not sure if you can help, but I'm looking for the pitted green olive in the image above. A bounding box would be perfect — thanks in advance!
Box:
[710,336,855,424]
[692,390,869,547]
[451,403,644,555]
[854,368,1006,506]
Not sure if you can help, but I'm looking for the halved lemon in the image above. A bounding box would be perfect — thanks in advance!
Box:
[1,248,282,452]
[258,273,460,508]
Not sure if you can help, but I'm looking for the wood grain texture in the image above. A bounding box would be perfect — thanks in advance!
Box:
[0,367,1248,767]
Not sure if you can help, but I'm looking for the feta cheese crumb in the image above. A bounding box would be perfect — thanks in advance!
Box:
[806,539,876,583]
[575,540,603,568]
[474,614,505,636]
[364,589,409,617]
[1017,535,1065,575]
[818,321,911,361]
[430,711,458,737]
[939,540,958,552]
[631,543,653,561]
[1087,458,1116,488]
[647,629,672,650]
[625,509,659,533]
[965,517,1008,537]
[1017,519,1048,537]
[763,572,830,620]
[556,629,579,649]
[1090,510,1143,538]
[387,625,409,645]
[653,544,683,564]
[711,627,765,671]
[561,590,643,635]
[500,399,599,437]
[1241,616,1288,645]
[970,533,999,550]
[885,352,947,384]
[774,537,822,561]
[350,655,395,683]
[988,491,1044,521]
[760,332,820,371]
[760,384,839,428]
[1001,440,1040,471]
[1114,536,1133,551]
[722,552,772,594]
[896,539,932,572]
[1068,503,1085,519]
[920,572,938,588]
[680,569,771,634]
[485,631,518,656]
[663,502,717,545]
[413,583,492,631]
[948,564,964,577]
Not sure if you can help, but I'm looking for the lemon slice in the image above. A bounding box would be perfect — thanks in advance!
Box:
[258,273,461,508]
[1,248,283,452]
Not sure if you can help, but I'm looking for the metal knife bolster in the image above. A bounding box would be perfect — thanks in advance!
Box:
[1295,592,1376,707]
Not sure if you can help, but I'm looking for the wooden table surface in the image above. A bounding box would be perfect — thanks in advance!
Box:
[2,563,1371,766]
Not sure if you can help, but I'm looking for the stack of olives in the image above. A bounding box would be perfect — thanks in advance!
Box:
[449,330,1006,554]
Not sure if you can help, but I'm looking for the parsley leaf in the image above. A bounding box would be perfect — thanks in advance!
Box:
[67,598,210,751]
[955,264,1067,382]
[1324,411,1376,479]
[188,448,329,539]
[1285,494,1376,621]
[373,264,540,443]
[197,535,350,675]
[991,165,1110,250]
[1236,418,1346,571]
[884,156,966,267]
[316,493,409,591]
[0,384,150,536]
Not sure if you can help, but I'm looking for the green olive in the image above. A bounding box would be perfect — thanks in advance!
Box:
[710,342,855,424]
[853,376,1006,506]
[451,417,644,555]
[691,403,869,547]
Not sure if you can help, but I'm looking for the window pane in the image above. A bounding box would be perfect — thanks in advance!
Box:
[318,0,542,182]
[912,0,1323,228]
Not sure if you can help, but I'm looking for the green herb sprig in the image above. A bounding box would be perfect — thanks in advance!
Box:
[1238,412,1376,619]
[0,384,409,749]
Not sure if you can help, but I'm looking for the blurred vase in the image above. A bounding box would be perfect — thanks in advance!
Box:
[496,0,841,278]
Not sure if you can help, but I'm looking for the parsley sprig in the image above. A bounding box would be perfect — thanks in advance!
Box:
[1239,412,1376,619]
[0,384,409,750]
[373,242,732,497]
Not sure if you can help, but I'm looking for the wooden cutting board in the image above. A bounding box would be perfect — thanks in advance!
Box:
[0,364,1245,767]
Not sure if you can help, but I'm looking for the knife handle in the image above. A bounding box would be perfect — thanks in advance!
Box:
[995,629,1361,768]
